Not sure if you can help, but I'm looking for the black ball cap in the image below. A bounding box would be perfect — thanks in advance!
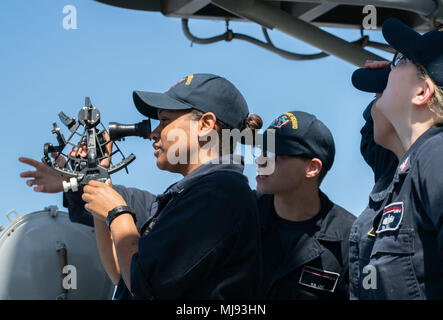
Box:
[262,111,335,171]
[133,73,249,130]
[382,18,443,87]
[352,64,391,93]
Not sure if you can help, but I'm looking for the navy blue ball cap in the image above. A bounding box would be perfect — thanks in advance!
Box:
[382,18,443,87]
[351,64,391,93]
[133,73,249,130]
[262,111,335,171]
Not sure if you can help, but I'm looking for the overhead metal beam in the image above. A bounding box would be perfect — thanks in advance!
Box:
[298,3,339,22]
[211,0,385,66]
[94,0,161,11]
[163,0,211,15]
[269,0,439,18]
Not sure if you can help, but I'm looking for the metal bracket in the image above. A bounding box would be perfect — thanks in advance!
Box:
[56,240,68,300]
[55,240,66,251]
[5,209,19,223]
[45,205,59,218]
[211,0,384,66]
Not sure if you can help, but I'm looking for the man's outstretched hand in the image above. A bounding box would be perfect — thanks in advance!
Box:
[19,153,65,193]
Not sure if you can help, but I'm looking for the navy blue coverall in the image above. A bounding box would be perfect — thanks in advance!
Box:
[350,101,443,299]
[64,157,263,300]
[257,190,355,299]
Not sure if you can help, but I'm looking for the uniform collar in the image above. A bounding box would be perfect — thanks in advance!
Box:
[315,191,352,242]
[142,154,246,235]
[260,190,344,242]
[394,124,443,179]
[165,154,245,194]
[370,124,443,217]
[260,190,349,286]
[267,192,332,283]
[369,171,395,203]
[409,123,443,155]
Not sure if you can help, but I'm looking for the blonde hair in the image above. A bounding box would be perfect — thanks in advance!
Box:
[416,64,443,120]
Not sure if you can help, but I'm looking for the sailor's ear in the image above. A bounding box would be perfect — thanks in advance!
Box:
[412,78,435,107]
[305,158,322,179]
[196,112,217,135]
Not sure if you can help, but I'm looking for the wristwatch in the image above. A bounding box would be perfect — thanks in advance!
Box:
[106,205,137,230]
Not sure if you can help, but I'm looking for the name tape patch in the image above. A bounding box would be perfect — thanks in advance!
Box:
[376,202,404,234]
[298,266,340,293]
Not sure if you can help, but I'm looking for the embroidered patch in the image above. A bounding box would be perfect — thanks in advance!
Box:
[270,114,291,129]
[298,266,340,292]
[185,74,194,85]
[283,112,298,129]
[376,202,404,234]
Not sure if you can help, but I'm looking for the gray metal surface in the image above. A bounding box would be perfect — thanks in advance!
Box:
[163,0,212,15]
[92,0,443,65]
[269,0,439,18]
[94,0,442,25]
[297,2,339,22]
[212,0,384,66]
[0,207,114,300]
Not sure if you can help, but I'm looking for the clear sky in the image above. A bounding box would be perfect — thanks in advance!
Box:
[0,0,392,230]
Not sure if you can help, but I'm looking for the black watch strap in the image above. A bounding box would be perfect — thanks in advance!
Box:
[106,205,137,230]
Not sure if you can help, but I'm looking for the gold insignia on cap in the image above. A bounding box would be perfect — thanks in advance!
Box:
[284,112,298,129]
[185,74,194,85]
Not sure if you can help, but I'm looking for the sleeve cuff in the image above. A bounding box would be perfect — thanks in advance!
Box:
[63,191,94,227]
[130,252,155,300]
